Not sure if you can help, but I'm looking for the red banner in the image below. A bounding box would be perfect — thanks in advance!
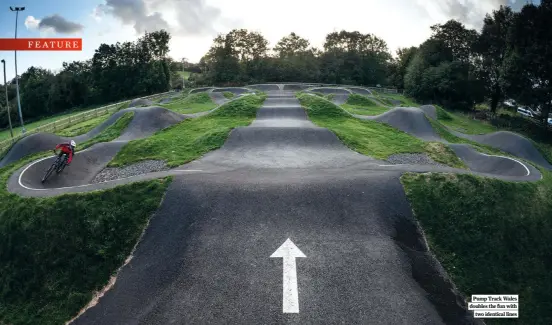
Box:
[0,38,82,51]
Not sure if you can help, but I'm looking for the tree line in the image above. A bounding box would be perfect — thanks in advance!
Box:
[191,0,551,124]
[0,30,177,130]
[1,1,551,131]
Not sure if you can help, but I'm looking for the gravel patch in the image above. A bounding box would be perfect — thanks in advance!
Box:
[91,160,169,183]
[386,153,446,166]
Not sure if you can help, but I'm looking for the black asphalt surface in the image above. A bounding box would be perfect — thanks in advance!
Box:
[359,107,441,141]
[72,170,453,325]
[283,84,309,91]
[116,107,186,141]
[450,143,531,177]
[310,87,351,95]
[249,84,281,91]
[129,98,154,107]
[347,86,373,96]
[189,87,214,94]
[212,87,252,95]
[6,87,547,325]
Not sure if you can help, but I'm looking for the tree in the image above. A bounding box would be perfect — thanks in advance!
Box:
[500,0,552,124]
[321,30,392,86]
[477,6,515,113]
[274,32,310,58]
[430,20,478,63]
[390,47,418,89]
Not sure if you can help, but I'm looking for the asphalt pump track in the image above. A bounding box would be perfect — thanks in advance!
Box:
[4,87,548,324]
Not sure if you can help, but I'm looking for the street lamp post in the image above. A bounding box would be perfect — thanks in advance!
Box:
[1,59,14,141]
[10,6,26,134]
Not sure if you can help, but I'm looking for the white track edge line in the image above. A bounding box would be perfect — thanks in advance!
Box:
[19,169,203,191]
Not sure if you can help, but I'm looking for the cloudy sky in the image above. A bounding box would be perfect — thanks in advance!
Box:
[0,0,534,81]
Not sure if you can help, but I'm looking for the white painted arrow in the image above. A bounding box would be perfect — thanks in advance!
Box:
[270,238,306,313]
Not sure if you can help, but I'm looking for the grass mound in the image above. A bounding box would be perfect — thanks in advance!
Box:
[56,115,111,137]
[79,112,134,150]
[342,94,389,116]
[162,92,217,114]
[0,153,170,324]
[402,172,552,325]
[346,93,378,106]
[223,91,235,99]
[110,94,266,167]
[297,93,464,168]
[435,105,497,134]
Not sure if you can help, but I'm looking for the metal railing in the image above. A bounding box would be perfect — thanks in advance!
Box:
[0,91,171,154]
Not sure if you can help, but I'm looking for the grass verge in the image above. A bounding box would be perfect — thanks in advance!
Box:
[436,106,497,135]
[55,115,111,137]
[341,94,390,116]
[161,92,218,114]
[0,152,171,324]
[401,172,552,325]
[109,94,267,167]
[372,91,420,107]
[297,93,465,168]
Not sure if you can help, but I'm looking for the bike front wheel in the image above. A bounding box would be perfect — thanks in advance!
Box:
[56,156,68,174]
[42,156,62,183]
[41,163,56,183]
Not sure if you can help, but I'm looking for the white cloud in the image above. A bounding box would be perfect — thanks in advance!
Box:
[24,16,40,30]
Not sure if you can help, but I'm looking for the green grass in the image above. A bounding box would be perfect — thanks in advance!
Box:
[55,114,110,137]
[401,171,552,325]
[534,142,552,164]
[436,106,498,135]
[79,112,134,150]
[341,104,390,116]
[161,92,218,114]
[341,94,390,116]
[110,94,267,167]
[0,101,130,142]
[0,150,171,324]
[297,93,465,168]
[374,92,420,107]
[178,70,191,80]
[223,92,235,99]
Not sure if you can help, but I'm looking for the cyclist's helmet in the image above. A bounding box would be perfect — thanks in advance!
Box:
[70,140,76,148]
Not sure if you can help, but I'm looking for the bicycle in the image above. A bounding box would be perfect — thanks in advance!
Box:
[41,153,69,183]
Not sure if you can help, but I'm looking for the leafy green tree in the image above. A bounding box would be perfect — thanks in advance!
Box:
[500,0,552,124]
[476,6,515,113]
[389,47,418,89]
[430,20,478,63]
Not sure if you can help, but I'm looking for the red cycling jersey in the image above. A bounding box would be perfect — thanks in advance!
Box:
[55,143,74,164]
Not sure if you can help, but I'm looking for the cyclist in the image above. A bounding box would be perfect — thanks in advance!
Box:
[54,140,76,166]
